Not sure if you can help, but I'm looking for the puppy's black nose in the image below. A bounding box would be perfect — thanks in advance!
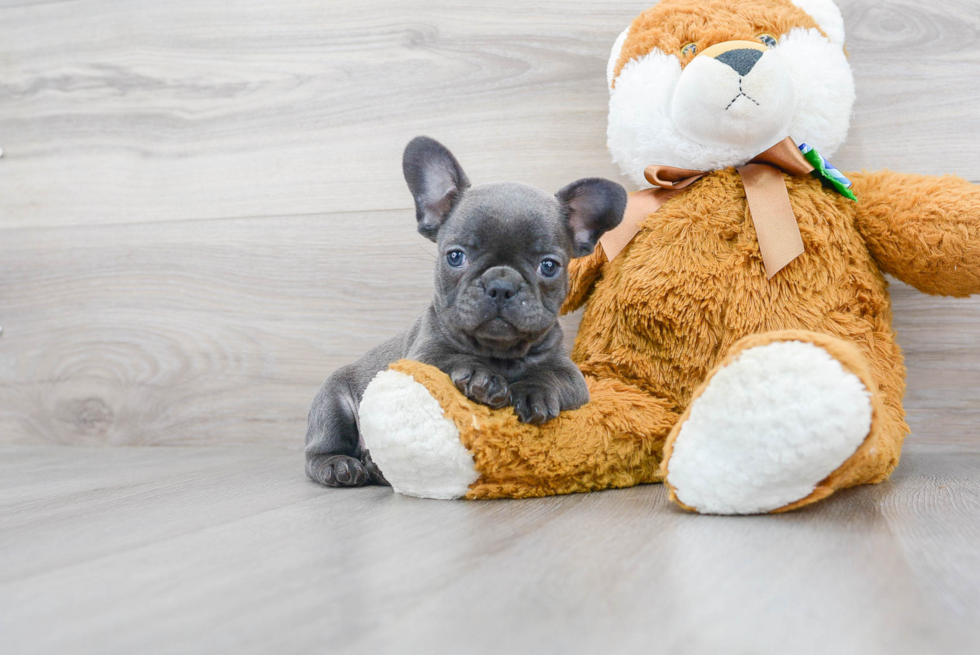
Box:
[715,48,764,76]
[482,267,523,306]
[486,278,518,305]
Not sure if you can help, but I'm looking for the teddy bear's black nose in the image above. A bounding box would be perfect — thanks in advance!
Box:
[715,48,764,76]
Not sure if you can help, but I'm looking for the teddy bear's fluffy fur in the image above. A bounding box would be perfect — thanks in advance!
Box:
[380,169,980,507]
[358,0,980,513]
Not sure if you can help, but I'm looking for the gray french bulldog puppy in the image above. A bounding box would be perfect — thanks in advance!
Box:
[305,136,627,487]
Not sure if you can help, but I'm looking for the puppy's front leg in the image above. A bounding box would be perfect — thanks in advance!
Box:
[305,365,385,487]
[510,358,589,425]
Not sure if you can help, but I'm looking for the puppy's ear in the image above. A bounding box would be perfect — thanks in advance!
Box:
[403,136,471,242]
[556,178,627,257]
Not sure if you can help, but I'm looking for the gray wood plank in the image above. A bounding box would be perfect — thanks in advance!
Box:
[878,447,980,618]
[0,445,318,582]
[837,0,980,175]
[0,210,433,446]
[0,0,977,230]
[0,0,642,229]
[3,210,980,446]
[1,444,978,655]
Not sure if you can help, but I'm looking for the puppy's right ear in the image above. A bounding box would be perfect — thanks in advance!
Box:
[403,136,471,242]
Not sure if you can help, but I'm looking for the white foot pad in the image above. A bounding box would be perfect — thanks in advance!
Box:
[667,341,873,514]
[359,370,479,500]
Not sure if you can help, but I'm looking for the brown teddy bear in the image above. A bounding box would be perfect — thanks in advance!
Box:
[357,0,980,514]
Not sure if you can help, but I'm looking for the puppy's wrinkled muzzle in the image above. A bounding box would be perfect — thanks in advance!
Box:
[448,263,550,344]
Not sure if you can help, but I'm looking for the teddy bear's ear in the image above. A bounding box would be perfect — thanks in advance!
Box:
[403,136,471,242]
[556,178,628,257]
[790,0,846,46]
[606,25,631,91]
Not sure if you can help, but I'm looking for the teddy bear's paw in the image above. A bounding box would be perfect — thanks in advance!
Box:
[665,340,873,515]
[359,369,479,500]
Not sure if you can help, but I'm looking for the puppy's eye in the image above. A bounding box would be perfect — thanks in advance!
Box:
[538,258,561,278]
[446,250,467,268]
[758,34,778,48]
[681,42,698,57]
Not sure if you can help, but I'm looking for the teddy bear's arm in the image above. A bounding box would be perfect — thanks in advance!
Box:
[848,170,980,297]
[561,244,608,314]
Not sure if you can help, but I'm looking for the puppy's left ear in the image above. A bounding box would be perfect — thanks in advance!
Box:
[403,136,471,242]
[556,178,627,257]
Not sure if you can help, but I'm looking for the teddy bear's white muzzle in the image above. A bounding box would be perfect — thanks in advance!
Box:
[671,46,798,152]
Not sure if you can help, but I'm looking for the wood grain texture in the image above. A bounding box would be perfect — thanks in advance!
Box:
[0,0,977,230]
[0,210,434,445]
[2,0,980,447]
[3,213,980,446]
[0,0,641,229]
[1,444,979,655]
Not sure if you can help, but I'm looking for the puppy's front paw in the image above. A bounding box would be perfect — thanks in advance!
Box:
[307,454,372,487]
[450,365,510,408]
[510,384,561,425]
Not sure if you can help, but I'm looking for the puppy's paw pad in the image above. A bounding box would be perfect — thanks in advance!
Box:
[511,386,561,424]
[452,366,509,408]
[309,455,371,487]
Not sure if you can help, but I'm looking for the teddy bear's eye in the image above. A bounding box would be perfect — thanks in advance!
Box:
[681,42,698,57]
[758,34,778,48]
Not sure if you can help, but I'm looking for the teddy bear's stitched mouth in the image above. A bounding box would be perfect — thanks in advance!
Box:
[725,79,760,110]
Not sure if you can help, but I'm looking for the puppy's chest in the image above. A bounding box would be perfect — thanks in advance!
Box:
[487,357,531,381]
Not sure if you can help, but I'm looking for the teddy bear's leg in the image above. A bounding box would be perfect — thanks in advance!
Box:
[660,330,901,515]
[358,360,679,499]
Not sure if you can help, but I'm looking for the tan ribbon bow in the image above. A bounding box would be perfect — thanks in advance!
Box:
[600,137,815,279]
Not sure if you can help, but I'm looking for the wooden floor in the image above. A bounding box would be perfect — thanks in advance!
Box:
[2,443,979,655]
[3,0,980,652]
